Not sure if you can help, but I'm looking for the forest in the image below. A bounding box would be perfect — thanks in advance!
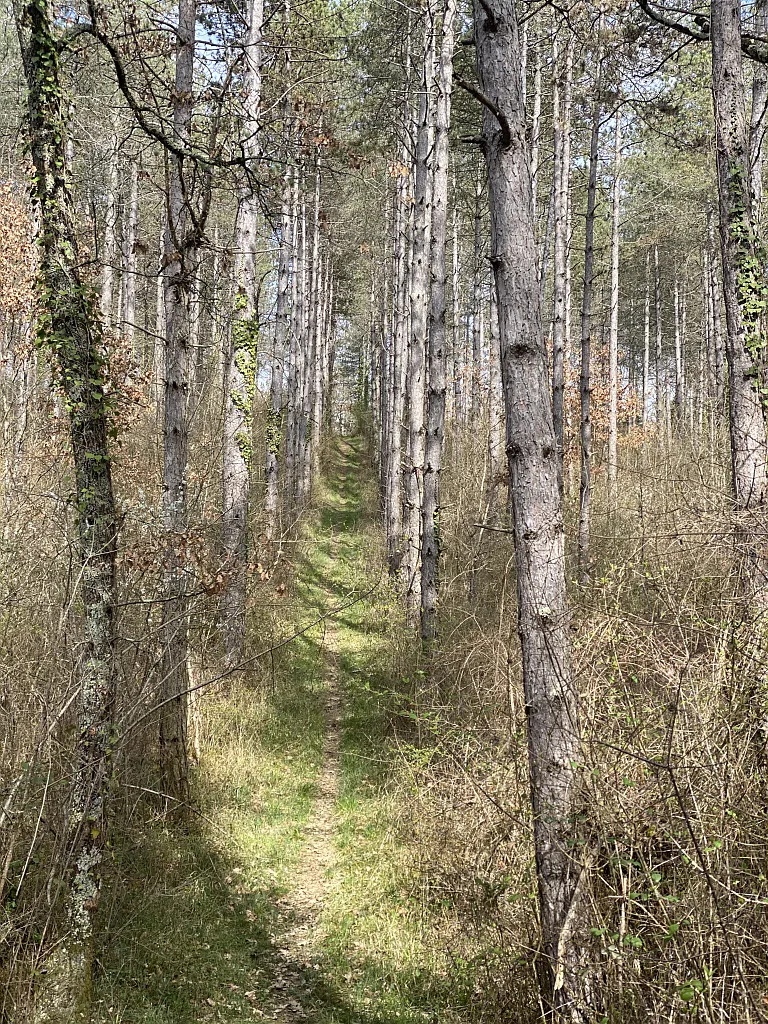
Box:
[1,0,768,1019]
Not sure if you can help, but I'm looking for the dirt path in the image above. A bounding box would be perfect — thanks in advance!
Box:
[268,540,343,1021]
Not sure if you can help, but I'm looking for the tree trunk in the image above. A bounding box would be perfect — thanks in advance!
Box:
[474,1,589,1017]
[421,0,455,642]
[221,0,263,666]
[530,24,541,223]
[13,0,117,1008]
[488,284,504,492]
[387,146,409,570]
[265,163,292,548]
[471,169,484,424]
[607,112,621,507]
[750,0,768,228]
[154,215,165,412]
[451,178,463,423]
[551,32,573,487]
[643,251,651,427]
[122,155,139,355]
[299,193,313,507]
[402,9,435,618]
[159,0,198,803]
[711,0,768,516]
[578,37,602,582]
[101,133,119,329]
[285,166,301,505]
[706,206,726,412]
[654,244,664,433]
[310,160,323,487]
[673,273,684,422]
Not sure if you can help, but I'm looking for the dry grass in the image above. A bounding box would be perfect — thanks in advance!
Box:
[399,421,768,1023]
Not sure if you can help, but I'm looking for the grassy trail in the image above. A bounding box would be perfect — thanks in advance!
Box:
[98,435,466,1024]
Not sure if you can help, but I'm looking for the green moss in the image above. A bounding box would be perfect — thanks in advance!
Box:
[726,159,768,404]
[229,299,259,466]
[266,407,282,456]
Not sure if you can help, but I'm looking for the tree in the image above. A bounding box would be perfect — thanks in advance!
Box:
[159,0,200,802]
[222,0,263,667]
[403,7,435,618]
[711,0,768,524]
[472,0,589,1015]
[421,0,456,642]
[551,29,574,487]
[578,24,603,581]
[607,110,622,506]
[12,0,118,1007]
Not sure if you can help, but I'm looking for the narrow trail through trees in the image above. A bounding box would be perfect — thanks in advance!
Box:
[96,435,468,1024]
[269,514,344,1023]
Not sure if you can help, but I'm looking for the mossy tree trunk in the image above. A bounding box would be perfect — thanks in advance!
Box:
[13,0,117,1011]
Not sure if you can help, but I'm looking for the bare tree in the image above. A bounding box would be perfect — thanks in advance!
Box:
[421,0,456,642]
[473,0,589,1015]
[607,112,621,507]
[402,8,435,617]
[578,29,602,581]
[122,155,139,354]
[711,0,768,519]
[159,0,200,801]
[222,0,263,667]
[551,30,573,488]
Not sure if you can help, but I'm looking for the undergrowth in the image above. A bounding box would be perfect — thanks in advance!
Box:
[90,435,475,1024]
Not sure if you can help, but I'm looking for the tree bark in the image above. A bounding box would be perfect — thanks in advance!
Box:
[530,24,541,223]
[578,35,602,582]
[473,1,589,1016]
[265,163,291,548]
[654,244,664,433]
[101,132,119,329]
[310,159,323,487]
[451,174,463,423]
[711,0,768,515]
[122,155,139,355]
[673,273,684,422]
[421,0,455,642]
[551,32,573,487]
[706,206,726,412]
[285,166,301,504]
[471,168,484,424]
[14,0,117,1007]
[750,0,768,229]
[643,251,651,428]
[607,112,621,507]
[159,0,199,802]
[403,9,435,617]
[387,146,409,570]
[154,214,165,412]
[221,0,263,666]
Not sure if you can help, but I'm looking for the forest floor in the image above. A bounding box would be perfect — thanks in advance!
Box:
[95,436,468,1024]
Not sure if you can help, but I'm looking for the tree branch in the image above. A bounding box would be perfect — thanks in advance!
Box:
[81,4,262,174]
[636,0,768,63]
[455,75,511,147]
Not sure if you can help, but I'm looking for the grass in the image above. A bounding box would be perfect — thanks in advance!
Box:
[93,435,472,1024]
